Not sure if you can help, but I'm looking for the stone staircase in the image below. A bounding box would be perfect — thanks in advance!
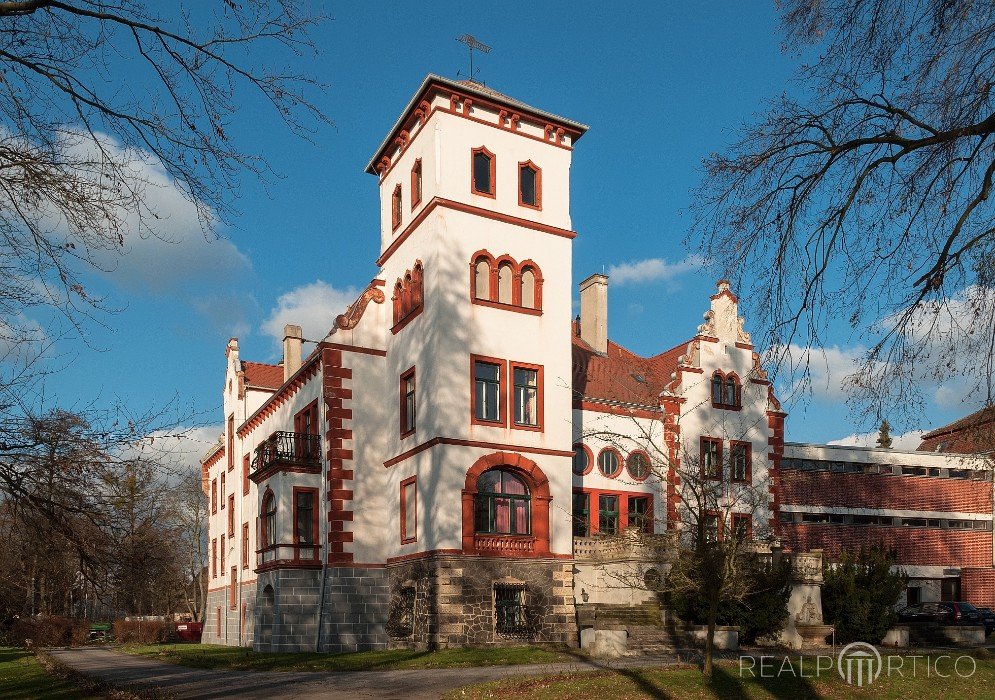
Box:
[578,601,687,653]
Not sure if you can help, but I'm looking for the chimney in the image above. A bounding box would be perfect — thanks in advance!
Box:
[283,324,303,381]
[579,273,608,354]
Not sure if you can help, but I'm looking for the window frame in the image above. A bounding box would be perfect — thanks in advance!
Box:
[220,533,226,571]
[391,183,402,231]
[572,443,594,476]
[400,476,417,544]
[572,491,591,537]
[400,366,416,438]
[517,160,542,210]
[229,567,238,609]
[731,513,752,541]
[470,146,496,198]
[241,522,249,569]
[627,495,653,533]
[220,472,226,508]
[597,447,623,479]
[510,361,543,431]
[211,478,218,514]
[471,355,507,426]
[242,454,250,495]
[474,469,532,536]
[703,510,722,543]
[292,486,319,561]
[227,495,235,537]
[701,437,723,480]
[598,493,620,535]
[468,250,543,315]
[626,450,651,481]
[730,441,752,483]
[262,489,277,550]
[212,538,217,578]
[710,371,742,410]
[410,158,423,209]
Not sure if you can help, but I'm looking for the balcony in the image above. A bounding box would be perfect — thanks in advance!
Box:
[255,542,321,572]
[249,431,321,483]
[573,530,677,563]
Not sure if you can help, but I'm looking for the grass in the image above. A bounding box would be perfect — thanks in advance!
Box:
[122,642,577,672]
[445,654,995,699]
[0,648,99,700]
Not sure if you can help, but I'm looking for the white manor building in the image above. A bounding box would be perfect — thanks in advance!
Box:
[201,75,994,652]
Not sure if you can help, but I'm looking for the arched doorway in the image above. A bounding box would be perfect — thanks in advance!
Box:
[258,584,275,650]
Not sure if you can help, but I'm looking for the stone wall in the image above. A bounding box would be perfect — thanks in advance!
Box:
[318,566,390,652]
[385,555,577,649]
[202,582,255,647]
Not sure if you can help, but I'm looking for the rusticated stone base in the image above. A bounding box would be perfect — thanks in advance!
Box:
[201,582,255,647]
[385,555,578,649]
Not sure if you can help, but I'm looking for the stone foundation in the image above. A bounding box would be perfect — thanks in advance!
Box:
[201,581,255,647]
[385,555,578,649]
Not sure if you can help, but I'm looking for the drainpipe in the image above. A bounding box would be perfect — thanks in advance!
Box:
[315,384,329,652]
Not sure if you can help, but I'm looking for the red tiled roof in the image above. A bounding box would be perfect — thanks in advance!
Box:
[918,406,995,454]
[242,361,284,390]
[572,325,687,408]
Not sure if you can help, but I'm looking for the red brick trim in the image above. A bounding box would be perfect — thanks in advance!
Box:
[461,452,552,557]
[323,347,355,565]
[383,437,573,468]
[661,395,682,530]
[376,197,576,267]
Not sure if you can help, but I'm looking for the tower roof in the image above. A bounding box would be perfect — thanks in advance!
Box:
[366,74,588,175]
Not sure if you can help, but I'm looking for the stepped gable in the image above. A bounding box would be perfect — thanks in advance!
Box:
[242,361,284,390]
[571,323,687,408]
[918,406,995,454]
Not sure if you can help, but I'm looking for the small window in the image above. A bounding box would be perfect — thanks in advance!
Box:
[220,534,225,570]
[519,162,540,208]
[628,496,651,532]
[731,443,751,482]
[227,415,234,471]
[387,587,416,638]
[474,259,491,299]
[401,477,417,543]
[242,454,250,495]
[473,360,503,423]
[725,377,739,406]
[220,473,226,507]
[474,469,530,535]
[572,492,590,537]
[597,448,621,478]
[598,494,620,534]
[211,478,218,514]
[512,365,540,428]
[497,263,513,304]
[263,492,277,549]
[227,496,235,536]
[702,438,722,479]
[211,538,217,578]
[230,567,238,609]
[572,444,591,475]
[495,585,527,635]
[241,523,249,569]
[411,159,422,207]
[626,451,650,481]
[294,489,317,560]
[472,147,494,196]
[521,268,537,308]
[391,184,402,230]
[400,368,416,436]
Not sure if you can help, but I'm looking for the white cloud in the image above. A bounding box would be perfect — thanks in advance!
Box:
[261,280,359,345]
[777,344,864,404]
[828,430,924,452]
[607,254,706,286]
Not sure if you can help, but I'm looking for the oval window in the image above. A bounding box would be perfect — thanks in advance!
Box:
[598,449,620,477]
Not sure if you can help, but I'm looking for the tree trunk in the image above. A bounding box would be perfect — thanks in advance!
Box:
[704,591,719,677]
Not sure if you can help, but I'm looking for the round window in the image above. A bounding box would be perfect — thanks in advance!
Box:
[572,444,589,475]
[598,449,620,477]
[627,452,650,480]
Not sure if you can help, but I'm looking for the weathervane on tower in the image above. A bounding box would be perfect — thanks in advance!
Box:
[456,34,491,84]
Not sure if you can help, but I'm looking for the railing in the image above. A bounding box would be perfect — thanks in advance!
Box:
[573,530,676,563]
[256,543,320,568]
[252,431,321,474]
[474,534,536,553]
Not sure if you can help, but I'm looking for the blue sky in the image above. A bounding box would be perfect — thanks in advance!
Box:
[33,1,984,457]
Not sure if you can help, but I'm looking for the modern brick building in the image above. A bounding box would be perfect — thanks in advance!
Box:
[201,74,994,652]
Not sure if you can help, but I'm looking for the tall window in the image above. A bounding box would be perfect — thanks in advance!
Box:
[242,454,250,495]
[573,492,590,537]
[471,147,494,196]
[211,538,217,578]
[211,478,218,514]
[598,494,619,534]
[521,267,537,308]
[513,365,539,427]
[227,415,234,471]
[220,534,226,569]
[411,159,422,207]
[400,477,417,543]
[701,438,722,479]
[391,184,402,230]
[474,469,530,535]
[628,496,651,532]
[473,360,502,423]
[263,492,277,549]
[598,448,621,478]
[497,262,513,304]
[227,496,234,536]
[294,489,316,559]
[731,442,751,482]
[704,513,720,543]
[711,372,724,405]
[230,568,238,609]
[400,368,416,436]
[518,161,540,208]
[220,472,226,507]
[294,401,320,460]
[241,523,249,569]
[474,258,490,299]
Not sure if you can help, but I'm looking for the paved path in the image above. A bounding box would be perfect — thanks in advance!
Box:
[47,647,686,699]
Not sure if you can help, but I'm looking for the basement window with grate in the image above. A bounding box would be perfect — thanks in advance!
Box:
[494,584,528,636]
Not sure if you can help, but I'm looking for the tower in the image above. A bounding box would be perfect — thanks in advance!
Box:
[367,75,587,647]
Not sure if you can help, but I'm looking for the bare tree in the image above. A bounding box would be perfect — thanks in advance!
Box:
[692,0,995,422]
[0,0,326,336]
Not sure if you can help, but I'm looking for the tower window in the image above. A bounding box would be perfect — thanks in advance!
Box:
[411,159,422,208]
[391,184,402,230]
[518,161,541,209]
[400,367,416,437]
[472,147,495,196]
[473,360,503,423]
[711,371,741,409]
[512,364,540,428]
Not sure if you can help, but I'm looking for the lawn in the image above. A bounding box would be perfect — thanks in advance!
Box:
[0,648,98,700]
[123,642,577,672]
[446,655,995,699]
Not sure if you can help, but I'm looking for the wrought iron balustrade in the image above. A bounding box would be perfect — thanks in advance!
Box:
[251,431,321,475]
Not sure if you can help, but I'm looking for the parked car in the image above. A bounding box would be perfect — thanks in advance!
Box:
[975,606,995,636]
[173,621,203,642]
[897,601,984,627]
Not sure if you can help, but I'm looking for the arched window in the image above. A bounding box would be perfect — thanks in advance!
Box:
[521,268,536,309]
[711,372,724,405]
[474,258,491,300]
[474,469,530,535]
[392,261,425,331]
[262,491,277,548]
[497,263,514,304]
[391,184,402,230]
[410,159,422,208]
[471,147,495,196]
[518,161,541,208]
[725,376,739,407]
[402,272,413,317]
[598,448,622,478]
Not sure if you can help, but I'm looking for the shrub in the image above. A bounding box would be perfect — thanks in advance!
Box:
[7,616,90,647]
[822,547,907,644]
[112,619,171,644]
[667,555,792,644]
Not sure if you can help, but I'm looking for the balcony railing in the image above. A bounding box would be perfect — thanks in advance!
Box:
[573,530,677,563]
[256,543,320,570]
[250,431,321,479]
